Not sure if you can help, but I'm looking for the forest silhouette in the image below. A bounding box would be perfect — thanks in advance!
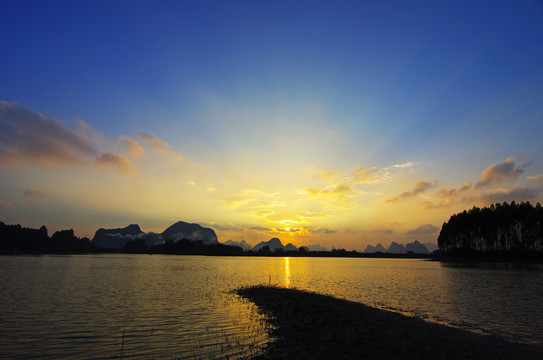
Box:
[438,201,543,260]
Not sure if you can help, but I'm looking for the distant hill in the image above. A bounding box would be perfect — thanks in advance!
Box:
[388,242,406,254]
[284,243,298,251]
[424,242,438,252]
[364,240,432,254]
[253,237,285,252]
[92,224,144,249]
[364,243,387,253]
[162,221,218,245]
[307,243,328,251]
[405,240,430,254]
[224,239,252,251]
[91,221,218,249]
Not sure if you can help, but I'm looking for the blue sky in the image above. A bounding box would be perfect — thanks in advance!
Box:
[1,1,542,250]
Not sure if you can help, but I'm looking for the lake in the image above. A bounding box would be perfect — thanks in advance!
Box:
[1,255,542,359]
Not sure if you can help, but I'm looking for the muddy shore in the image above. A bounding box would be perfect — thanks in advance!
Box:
[236,286,542,360]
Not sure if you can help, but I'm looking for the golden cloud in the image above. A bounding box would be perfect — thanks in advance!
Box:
[23,189,46,198]
[0,101,98,166]
[95,152,140,176]
[0,197,14,210]
[476,157,524,188]
[118,135,144,158]
[306,183,352,197]
[137,133,184,163]
[527,174,543,183]
[386,180,436,203]
[352,167,377,183]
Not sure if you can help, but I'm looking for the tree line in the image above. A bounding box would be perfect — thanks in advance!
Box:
[0,222,94,253]
[437,201,543,257]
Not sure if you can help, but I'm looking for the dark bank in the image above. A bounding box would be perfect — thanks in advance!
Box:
[236,285,543,360]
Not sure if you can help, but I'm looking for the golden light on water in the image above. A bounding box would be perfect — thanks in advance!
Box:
[284,257,291,288]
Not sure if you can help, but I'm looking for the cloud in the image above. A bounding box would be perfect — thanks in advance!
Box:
[311,228,337,234]
[265,211,327,224]
[249,226,271,231]
[0,101,99,166]
[422,182,473,209]
[95,152,140,175]
[306,243,328,251]
[0,197,14,209]
[381,229,394,234]
[319,170,341,180]
[434,182,472,199]
[137,133,184,163]
[389,161,420,169]
[306,183,352,197]
[23,189,46,198]
[223,193,259,209]
[118,135,144,158]
[466,187,537,205]
[207,223,244,232]
[386,180,436,202]
[75,117,106,145]
[475,157,525,188]
[245,209,274,217]
[352,167,377,183]
[527,174,543,183]
[405,224,440,235]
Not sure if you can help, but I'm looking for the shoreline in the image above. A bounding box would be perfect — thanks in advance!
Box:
[236,285,542,360]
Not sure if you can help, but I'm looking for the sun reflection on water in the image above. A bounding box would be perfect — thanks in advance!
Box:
[284,257,291,288]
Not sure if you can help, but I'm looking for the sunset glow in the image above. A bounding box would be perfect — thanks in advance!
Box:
[1,1,542,250]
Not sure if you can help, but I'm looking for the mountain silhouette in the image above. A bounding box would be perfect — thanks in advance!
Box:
[92,224,144,249]
[388,241,407,254]
[363,243,387,253]
[405,240,430,254]
[253,237,284,251]
[284,243,297,251]
[364,241,432,254]
[91,221,218,249]
[224,239,252,250]
[161,221,218,244]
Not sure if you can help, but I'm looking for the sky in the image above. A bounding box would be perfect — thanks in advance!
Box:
[1,0,543,251]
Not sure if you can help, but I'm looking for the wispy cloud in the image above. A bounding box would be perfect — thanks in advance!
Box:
[137,133,184,163]
[306,183,352,197]
[205,222,245,232]
[319,170,341,180]
[0,197,14,209]
[118,135,144,158]
[389,161,421,169]
[422,182,473,209]
[95,152,140,175]
[434,182,472,198]
[222,189,264,210]
[527,174,543,183]
[475,157,525,188]
[0,101,98,166]
[405,224,439,235]
[386,180,436,203]
[465,187,537,205]
[249,226,271,231]
[265,211,327,224]
[23,189,46,198]
[75,117,106,146]
[310,228,337,234]
[352,167,377,184]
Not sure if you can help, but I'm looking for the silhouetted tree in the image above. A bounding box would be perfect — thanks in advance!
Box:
[259,245,271,254]
[438,202,543,256]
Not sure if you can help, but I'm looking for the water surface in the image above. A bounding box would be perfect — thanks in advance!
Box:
[1,255,542,359]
